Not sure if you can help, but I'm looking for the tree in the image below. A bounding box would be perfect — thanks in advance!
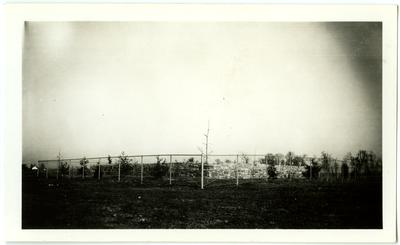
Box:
[341,162,349,180]
[241,154,250,164]
[60,161,69,177]
[152,156,168,179]
[93,160,103,179]
[293,155,305,166]
[348,150,368,179]
[343,152,355,178]
[321,152,332,180]
[302,157,321,179]
[266,154,277,179]
[285,151,294,165]
[275,153,284,166]
[79,157,89,179]
[118,151,133,176]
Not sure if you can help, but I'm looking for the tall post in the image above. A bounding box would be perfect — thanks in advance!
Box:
[265,155,268,180]
[201,154,204,189]
[57,151,61,180]
[169,155,172,185]
[140,155,143,185]
[132,157,135,176]
[69,160,72,179]
[236,155,239,187]
[98,159,101,180]
[118,160,121,182]
[205,121,209,165]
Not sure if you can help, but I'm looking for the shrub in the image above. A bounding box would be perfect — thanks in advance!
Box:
[152,156,168,179]
[302,158,321,179]
[266,154,277,179]
[341,162,349,179]
[118,152,133,176]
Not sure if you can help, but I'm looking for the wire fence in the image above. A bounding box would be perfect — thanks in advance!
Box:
[29,153,381,189]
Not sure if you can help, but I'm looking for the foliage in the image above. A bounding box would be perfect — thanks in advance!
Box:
[241,154,250,164]
[118,151,134,176]
[78,157,90,176]
[59,161,70,175]
[152,156,168,179]
[285,151,294,165]
[321,152,332,172]
[302,157,321,179]
[266,154,277,179]
[80,157,89,166]
[293,155,305,166]
[93,160,103,179]
[341,162,349,179]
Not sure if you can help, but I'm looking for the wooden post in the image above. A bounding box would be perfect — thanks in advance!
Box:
[265,155,268,180]
[69,160,72,179]
[201,154,204,189]
[118,160,121,182]
[140,155,143,185]
[236,155,239,187]
[169,155,172,185]
[98,159,101,180]
[132,158,135,177]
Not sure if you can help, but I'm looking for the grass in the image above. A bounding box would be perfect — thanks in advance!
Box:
[22,176,382,229]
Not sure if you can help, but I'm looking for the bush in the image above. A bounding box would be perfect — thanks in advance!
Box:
[152,157,168,179]
[266,154,277,179]
[302,158,321,179]
[118,152,134,176]
[341,162,349,179]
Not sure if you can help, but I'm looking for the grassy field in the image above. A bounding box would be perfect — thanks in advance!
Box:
[22,176,382,229]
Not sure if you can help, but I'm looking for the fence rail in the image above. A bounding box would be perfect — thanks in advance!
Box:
[28,153,380,189]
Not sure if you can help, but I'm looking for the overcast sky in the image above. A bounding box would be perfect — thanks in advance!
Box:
[23,22,382,163]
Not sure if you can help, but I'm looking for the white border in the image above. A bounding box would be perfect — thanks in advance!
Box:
[4,4,397,243]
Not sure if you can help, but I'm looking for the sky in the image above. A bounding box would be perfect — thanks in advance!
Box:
[22,22,382,164]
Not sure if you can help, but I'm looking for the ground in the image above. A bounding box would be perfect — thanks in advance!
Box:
[22,177,382,229]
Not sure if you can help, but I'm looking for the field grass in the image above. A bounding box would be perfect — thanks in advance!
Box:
[22,176,382,229]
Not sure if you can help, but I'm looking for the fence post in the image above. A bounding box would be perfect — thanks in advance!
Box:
[118,159,121,182]
[132,157,135,177]
[169,155,172,185]
[69,160,72,179]
[140,155,143,185]
[236,155,239,187]
[98,159,101,180]
[201,154,204,189]
[265,155,268,180]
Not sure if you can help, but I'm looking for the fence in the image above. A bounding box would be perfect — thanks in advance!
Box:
[31,153,381,189]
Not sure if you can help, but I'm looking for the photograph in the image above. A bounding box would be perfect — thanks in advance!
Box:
[4,3,397,243]
[22,21,383,229]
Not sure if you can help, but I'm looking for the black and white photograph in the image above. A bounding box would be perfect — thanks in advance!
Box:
[3,3,397,243]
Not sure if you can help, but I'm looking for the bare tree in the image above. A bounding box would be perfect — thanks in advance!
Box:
[285,151,294,165]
